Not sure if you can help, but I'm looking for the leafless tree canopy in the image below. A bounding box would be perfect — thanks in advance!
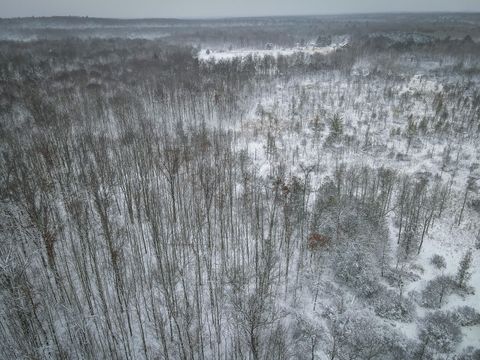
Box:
[1,13,480,360]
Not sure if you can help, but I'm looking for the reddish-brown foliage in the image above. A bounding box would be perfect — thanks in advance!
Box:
[307,233,330,251]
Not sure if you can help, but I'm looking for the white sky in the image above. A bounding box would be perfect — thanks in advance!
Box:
[1,0,480,18]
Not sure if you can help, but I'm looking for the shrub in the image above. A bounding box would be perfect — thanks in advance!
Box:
[430,254,447,270]
[458,346,480,360]
[307,232,330,251]
[418,311,462,354]
[326,309,405,360]
[420,275,455,308]
[373,287,415,321]
[450,306,480,326]
[333,246,382,298]
[383,266,420,287]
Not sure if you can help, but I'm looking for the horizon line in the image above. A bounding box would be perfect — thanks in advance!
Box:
[1,10,480,21]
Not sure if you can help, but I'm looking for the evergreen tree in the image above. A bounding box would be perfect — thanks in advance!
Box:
[456,250,473,288]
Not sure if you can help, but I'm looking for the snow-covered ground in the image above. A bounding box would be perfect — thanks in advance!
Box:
[198,44,342,62]
[1,18,479,358]
[217,48,480,355]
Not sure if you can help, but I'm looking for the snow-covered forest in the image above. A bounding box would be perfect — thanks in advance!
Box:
[0,13,479,359]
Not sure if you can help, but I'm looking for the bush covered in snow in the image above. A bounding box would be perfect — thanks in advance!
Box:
[450,306,480,327]
[430,254,447,270]
[418,311,462,355]
[373,287,416,321]
[458,347,480,360]
[420,275,455,308]
[333,244,383,298]
[325,309,409,360]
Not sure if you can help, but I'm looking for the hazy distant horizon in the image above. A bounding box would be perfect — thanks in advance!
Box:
[2,0,480,19]
[2,10,480,21]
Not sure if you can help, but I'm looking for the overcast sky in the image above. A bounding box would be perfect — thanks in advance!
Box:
[1,0,480,19]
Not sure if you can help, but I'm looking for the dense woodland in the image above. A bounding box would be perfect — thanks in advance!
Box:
[0,14,480,359]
